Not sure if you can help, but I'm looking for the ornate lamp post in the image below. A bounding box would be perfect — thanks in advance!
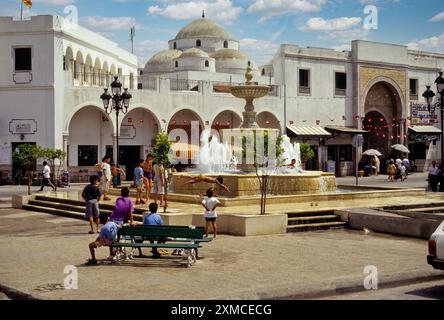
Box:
[423,71,444,190]
[100,76,132,166]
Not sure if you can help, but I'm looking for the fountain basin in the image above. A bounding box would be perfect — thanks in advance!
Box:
[171,171,337,198]
[230,85,270,99]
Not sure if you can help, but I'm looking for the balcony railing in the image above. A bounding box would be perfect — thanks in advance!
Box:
[170,79,200,92]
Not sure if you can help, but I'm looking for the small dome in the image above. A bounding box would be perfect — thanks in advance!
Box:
[144,49,182,73]
[146,49,182,65]
[179,48,210,58]
[211,49,249,60]
[175,18,230,40]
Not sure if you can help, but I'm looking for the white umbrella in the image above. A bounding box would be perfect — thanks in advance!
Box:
[363,149,382,157]
[392,144,410,154]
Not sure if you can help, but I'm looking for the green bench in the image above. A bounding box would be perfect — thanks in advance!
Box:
[112,225,211,268]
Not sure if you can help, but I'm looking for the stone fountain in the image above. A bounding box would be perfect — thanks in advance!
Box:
[170,62,336,200]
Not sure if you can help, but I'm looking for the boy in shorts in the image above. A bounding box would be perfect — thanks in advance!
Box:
[87,221,120,265]
[134,159,145,205]
[201,188,221,238]
[82,175,101,234]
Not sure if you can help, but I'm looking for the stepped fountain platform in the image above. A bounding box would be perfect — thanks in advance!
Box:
[171,171,337,198]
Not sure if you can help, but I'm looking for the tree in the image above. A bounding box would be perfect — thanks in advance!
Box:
[12,144,44,195]
[41,148,67,189]
[151,131,172,213]
[300,143,315,169]
[242,131,284,215]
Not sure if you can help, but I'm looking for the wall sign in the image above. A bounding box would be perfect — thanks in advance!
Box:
[120,125,136,139]
[411,102,438,125]
[9,119,37,134]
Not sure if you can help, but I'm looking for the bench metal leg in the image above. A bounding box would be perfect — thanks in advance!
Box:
[185,249,197,268]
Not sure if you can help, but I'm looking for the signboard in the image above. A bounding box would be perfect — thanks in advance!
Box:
[9,119,37,134]
[411,102,438,125]
[409,133,440,142]
[0,144,11,165]
[120,125,136,139]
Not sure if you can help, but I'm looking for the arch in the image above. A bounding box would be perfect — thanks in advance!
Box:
[257,111,281,131]
[65,102,114,133]
[93,57,102,86]
[362,110,390,155]
[102,61,109,73]
[75,50,84,64]
[210,110,243,131]
[168,108,205,140]
[360,76,405,119]
[65,46,74,71]
[117,106,162,129]
[67,105,114,168]
[196,39,202,47]
[110,64,117,76]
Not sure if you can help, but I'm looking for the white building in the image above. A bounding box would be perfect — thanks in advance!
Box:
[1,14,444,183]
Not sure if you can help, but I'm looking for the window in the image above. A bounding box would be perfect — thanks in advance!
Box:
[335,72,347,96]
[175,61,179,68]
[78,145,98,166]
[262,69,265,76]
[173,42,177,49]
[205,60,209,67]
[223,41,228,48]
[14,48,32,71]
[63,55,67,71]
[298,69,310,94]
[196,39,201,47]
[410,78,418,100]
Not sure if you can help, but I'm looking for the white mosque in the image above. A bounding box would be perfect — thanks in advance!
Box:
[1,13,444,183]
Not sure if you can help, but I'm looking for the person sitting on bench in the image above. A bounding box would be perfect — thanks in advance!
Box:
[137,203,165,259]
[87,221,120,265]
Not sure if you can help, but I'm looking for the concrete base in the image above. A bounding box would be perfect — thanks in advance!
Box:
[12,195,32,209]
[161,213,288,236]
[338,208,442,239]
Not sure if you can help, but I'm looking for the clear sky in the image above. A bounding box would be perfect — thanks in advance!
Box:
[1,0,444,66]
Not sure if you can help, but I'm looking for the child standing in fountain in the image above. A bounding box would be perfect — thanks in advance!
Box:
[201,188,221,239]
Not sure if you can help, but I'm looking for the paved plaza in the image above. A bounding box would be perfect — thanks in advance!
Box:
[0,206,443,300]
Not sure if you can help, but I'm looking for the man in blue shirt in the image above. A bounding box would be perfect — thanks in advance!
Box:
[134,159,145,205]
[136,203,165,258]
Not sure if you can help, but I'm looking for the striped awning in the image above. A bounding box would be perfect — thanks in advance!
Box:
[409,126,442,134]
[286,126,332,137]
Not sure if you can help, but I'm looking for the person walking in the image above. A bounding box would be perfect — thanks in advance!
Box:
[101,156,112,201]
[39,161,56,191]
[428,161,440,192]
[387,160,397,182]
[373,156,380,177]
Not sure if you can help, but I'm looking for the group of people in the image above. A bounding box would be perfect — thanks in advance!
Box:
[84,171,224,265]
[133,154,167,206]
[387,157,411,182]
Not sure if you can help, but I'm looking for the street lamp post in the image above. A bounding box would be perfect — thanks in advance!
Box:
[100,76,132,166]
[423,71,444,190]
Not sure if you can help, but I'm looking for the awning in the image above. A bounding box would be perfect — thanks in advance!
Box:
[325,126,368,135]
[287,126,332,137]
[409,126,442,134]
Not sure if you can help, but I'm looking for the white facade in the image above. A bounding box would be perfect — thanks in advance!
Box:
[1,14,444,183]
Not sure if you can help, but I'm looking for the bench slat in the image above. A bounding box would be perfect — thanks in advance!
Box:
[112,242,198,249]
[119,226,205,239]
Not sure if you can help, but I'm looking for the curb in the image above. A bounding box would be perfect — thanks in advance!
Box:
[0,284,43,300]
[213,270,444,300]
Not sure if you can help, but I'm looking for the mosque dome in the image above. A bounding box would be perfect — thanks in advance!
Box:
[175,18,230,40]
[211,49,250,60]
[179,48,210,59]
[144,49,182,73]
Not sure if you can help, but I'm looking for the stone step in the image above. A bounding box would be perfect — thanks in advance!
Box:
[287,215,340,226]
[29,199,113,215]
[34,195,147,215]
[287,210,336,218]
[287,221,347,233]
[22,203,144,222]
